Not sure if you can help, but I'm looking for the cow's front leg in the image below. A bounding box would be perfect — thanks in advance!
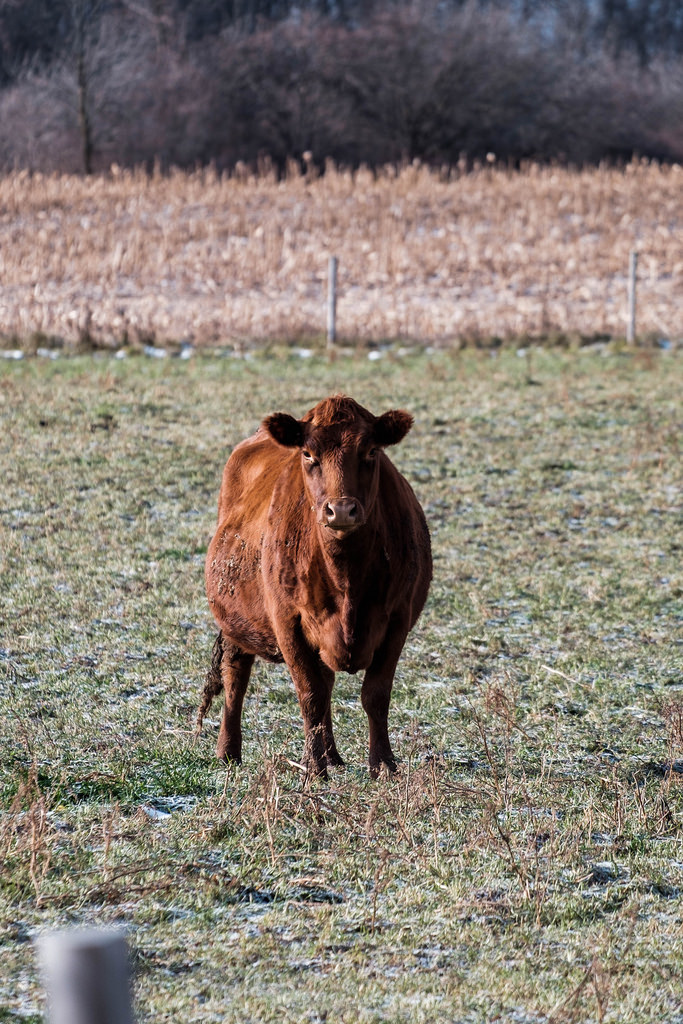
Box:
[278,622,337,778]
[323,702,345,767]
[297,669,335,779]
[217,640,255,763]
[361,617,410,777]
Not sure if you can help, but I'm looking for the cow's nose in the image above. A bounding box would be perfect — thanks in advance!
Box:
[324,498,360,528]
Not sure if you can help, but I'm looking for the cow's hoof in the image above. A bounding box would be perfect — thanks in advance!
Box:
[216,744,242,764]
[369,757,398,779]
[303,756,329,781]
[326,749,345,768]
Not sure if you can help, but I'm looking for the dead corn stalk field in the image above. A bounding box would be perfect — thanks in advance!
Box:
[0,160,681,350]
[0,346,682,1023]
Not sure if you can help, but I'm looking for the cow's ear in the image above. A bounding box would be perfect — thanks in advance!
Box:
[263,412,305,448]
[374,409,413,447]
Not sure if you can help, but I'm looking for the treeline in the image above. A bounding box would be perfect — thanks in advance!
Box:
[0,0,682,174]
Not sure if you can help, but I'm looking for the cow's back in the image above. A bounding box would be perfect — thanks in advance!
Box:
[215,429,292,531]
[206,429,294,661]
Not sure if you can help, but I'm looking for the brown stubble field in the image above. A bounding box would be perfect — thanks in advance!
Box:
[0,160,681,351]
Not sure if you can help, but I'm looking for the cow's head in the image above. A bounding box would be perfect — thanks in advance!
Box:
[263,396,413,541]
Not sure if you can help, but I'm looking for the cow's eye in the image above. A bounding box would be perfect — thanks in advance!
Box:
[302,450,318,466]
[366,448,379,460]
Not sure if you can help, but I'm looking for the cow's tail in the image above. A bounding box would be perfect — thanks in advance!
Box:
[195,632,224,738]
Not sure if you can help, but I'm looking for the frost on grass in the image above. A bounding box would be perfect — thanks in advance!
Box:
[0,349,681,1023]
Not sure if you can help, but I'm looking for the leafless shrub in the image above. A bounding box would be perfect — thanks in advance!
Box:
[0,64,81,172]
[0,2,682,173]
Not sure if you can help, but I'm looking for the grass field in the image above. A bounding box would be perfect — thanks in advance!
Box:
[1,346,682,1023]
[0,161,681,350]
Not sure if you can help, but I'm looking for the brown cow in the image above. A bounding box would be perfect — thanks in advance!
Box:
[197,395,432,778]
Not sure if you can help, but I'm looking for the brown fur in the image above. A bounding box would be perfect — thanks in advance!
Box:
[200,395,432,778]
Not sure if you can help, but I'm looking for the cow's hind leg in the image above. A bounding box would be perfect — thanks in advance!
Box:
[197,633,254,763]
[196,633,224,735]
[217,639,255,763]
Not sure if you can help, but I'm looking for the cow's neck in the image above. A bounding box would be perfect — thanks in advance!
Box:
[316,517,383,598]
[311,515,390,670]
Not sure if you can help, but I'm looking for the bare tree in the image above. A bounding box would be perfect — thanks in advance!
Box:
[0,0,682,173]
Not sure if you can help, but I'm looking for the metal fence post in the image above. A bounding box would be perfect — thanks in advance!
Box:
[327,255,338,348]
[37,928,135,1024]
[627,250,638,343]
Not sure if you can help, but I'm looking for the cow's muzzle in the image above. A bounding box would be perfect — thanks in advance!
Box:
[320,497,365,534]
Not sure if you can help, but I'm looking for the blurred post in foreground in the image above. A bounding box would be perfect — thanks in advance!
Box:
[37,928,134,1024]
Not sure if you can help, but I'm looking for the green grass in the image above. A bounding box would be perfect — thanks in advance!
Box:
[1,346,682,1022]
